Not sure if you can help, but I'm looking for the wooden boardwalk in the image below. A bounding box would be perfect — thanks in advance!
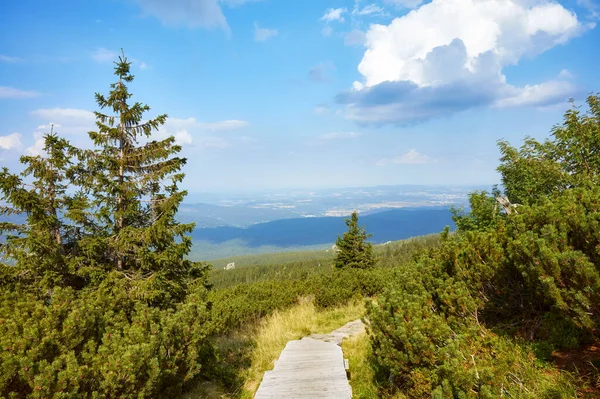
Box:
[254,320,364,399]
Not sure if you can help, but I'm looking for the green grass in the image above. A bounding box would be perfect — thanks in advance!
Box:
[342,332,381,399]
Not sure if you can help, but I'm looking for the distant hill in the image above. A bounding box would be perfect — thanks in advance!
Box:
[191,207,454,248]
[178,203,300,227]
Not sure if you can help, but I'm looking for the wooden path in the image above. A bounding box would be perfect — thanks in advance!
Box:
[254,320,364,399]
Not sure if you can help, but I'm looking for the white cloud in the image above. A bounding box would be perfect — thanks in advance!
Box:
[0,86,40,99]
[254,22,278,41]
[0,55,22,63]
[0,133,22,150]
[134,0,230,31]
[173,130,194,145]
[91,48,117,63]
[339,0,589,124]
[321,8,347,22]
[353,3,386,16]
[27,133,46,156]
[495,80,576,107]
[377,149,434,165]
[140,62,148,69]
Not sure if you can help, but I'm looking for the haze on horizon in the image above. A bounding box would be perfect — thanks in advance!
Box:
[1,0,599,191]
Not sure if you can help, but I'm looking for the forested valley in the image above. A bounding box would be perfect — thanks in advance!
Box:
[2,53,600,398]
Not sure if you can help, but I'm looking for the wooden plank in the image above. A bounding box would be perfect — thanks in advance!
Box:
[254,338,352,399]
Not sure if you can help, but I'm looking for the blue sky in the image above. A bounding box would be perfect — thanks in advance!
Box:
[0,0,599,192]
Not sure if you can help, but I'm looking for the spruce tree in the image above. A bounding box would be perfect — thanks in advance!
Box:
[75,50,203,305]
[334,211,376,269]
[0,131,77,290]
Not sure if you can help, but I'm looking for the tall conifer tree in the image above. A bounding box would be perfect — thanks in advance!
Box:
[77,51,202,305]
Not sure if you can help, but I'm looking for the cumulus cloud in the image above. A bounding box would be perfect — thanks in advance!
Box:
[91,48,117,63]
[134,0,230,31]
[377,149,434,165]
[0,86,39,98]
[339,0,590,125]
[254,22,278,41]
[0,133,22,150]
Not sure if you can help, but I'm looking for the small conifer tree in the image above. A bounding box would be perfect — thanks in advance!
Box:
[334,211,376,269]
[0,132,77,289]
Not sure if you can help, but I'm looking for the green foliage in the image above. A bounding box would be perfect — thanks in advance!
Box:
[0,276,215,398]
[0,133,81,290]
[0,51,214,398]
[208,279,316,333]
[367,232,579,397]
[452,189,502,232]
[314,268,392,309]
[334,211,376,269]
[71,51,203,306]
[498,94,600,206]
[367,95,600,397]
